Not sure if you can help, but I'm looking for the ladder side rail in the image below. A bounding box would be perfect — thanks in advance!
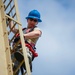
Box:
[14,0,31,75]
[0,1,13,75]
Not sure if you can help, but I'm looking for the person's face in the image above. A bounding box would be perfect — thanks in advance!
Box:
[27,18,38,28]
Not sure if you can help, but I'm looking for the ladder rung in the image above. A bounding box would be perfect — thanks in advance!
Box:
[3,0,6,3]
[13,40,20,50]
[13,60,24,75]
[11,49,15,54]
[5,0,12,11]
[12,58,16,63]
[8,5,15,14]
[5,14,21,25]
[10,30,19,43]
[12,13,16,18]
[8,22,17,35]
[11,49,22,55]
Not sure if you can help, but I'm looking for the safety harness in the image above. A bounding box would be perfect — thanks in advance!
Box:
[13,27,38,58]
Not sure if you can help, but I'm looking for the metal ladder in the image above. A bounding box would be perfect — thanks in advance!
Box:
[0,0,31,75]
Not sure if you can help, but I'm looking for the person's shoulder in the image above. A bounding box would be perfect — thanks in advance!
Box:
[34,26,41,31]
[34,27,42,35]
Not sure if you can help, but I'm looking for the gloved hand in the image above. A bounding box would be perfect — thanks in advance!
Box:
[6,13,11,21]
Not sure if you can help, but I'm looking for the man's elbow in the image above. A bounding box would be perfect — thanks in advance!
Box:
[35,31,42,37]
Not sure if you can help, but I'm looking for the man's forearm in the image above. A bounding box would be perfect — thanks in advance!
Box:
[9,21,18,34]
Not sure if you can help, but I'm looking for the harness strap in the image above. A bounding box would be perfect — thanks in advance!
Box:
[15,40,38,58]
[25,43,38,57]
[13,27,38,57]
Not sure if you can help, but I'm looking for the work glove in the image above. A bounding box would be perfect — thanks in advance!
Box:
[6,13,11,21]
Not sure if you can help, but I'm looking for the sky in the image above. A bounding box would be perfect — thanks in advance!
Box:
[17,0,75,75]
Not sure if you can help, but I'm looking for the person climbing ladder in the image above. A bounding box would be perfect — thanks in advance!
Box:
[8,9,42,74]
